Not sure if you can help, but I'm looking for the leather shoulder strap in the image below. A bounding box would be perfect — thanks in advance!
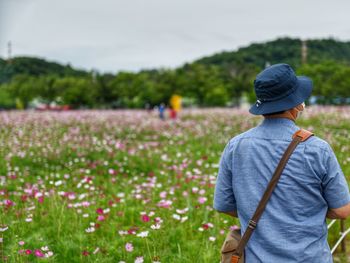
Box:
[292,129,314,142]
[232,129,313,261]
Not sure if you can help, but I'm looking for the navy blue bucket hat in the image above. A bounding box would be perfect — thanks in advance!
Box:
[249,63,313,115]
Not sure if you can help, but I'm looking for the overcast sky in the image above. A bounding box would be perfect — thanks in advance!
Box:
[1,0,350,73]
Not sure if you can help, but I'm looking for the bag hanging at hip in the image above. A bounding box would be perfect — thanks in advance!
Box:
[220,129,313,263]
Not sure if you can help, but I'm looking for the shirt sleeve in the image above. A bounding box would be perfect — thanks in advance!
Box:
[322,144,350,209]
[213,141,237,212]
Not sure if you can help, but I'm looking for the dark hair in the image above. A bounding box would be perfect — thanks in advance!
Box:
[263,111,285,116]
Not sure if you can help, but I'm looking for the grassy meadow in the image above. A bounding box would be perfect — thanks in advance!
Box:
[0,107,349,262]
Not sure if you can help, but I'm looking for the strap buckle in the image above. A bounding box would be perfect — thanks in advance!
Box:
[231,255,240,263]
[292,129,314,142]
[248,220,257,229]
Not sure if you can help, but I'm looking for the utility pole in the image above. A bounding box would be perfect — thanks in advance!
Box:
[301,40,307,65]
[7,41,12,63]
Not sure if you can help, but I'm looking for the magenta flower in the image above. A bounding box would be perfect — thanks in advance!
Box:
[96,208,104,215]
[25,249,32,255]
[34,249,45,257]
[4,199,14,207]
[141,215,150,222]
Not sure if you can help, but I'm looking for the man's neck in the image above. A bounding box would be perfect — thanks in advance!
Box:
[263,110,297,122]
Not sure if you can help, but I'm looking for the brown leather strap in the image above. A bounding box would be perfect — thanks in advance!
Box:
[232,129,314,259]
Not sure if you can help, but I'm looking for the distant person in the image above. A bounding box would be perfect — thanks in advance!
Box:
[169,106,177,120]
[214,63,350,262]
[145,103,152,113]
[158,103,166,120]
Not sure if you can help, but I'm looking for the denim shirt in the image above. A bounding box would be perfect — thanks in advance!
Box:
[214,118,350,263]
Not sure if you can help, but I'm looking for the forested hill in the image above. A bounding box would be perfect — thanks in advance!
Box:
[196,38,350,69]
[0,56,87,83]
[1,37,350,109]
[2,38,350,83]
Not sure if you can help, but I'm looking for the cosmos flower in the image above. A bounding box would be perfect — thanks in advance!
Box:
[34,249,45,257]
[135,256,144,263]
[125,242,134,252]
[137,231,149,238]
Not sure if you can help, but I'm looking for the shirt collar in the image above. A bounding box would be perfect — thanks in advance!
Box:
[260,117,297,128]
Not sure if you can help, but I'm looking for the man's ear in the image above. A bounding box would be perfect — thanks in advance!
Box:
[295,103,304,111]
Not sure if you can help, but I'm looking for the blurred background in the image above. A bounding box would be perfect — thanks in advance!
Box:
[1,0,350,110]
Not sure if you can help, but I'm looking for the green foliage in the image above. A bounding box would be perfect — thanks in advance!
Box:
[298,61,350,104]
[1,38,350,109]
[196,38,350,69]
[0,57,87,84]
[0,85,15,109]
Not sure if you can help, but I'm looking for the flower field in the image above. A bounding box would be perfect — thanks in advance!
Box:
[0,107,349,262]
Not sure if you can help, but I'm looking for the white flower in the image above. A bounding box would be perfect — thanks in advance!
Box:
[172,214,181,220]
[41,246,49,251]
[176,208,189,214]
[118,230,128,236]
[85,227,95,233]
[0,226,8,232]
[103,208,110,214]
[117,192,125,198]
[209,236,216,242]
[135,256,144,263]
[151,224,161,230]
[137,231,149,238]
[45,251,54,258]
[181,216,188,223]
[54,180,62,186]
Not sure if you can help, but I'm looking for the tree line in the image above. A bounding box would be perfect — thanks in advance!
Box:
[1,38,350,109]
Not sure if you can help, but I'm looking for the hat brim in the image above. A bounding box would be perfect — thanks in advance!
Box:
[249,76,313,115]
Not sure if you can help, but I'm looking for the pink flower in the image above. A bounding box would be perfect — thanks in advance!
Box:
[18,241,25,246]
[34,249,45,257]
[159,191,167,198]
[97,215,105,221]
[4,199,14,207]
[125,242,134,252]
[230,225,240,231]
[198,196,207,204]
[141,215,150,222]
